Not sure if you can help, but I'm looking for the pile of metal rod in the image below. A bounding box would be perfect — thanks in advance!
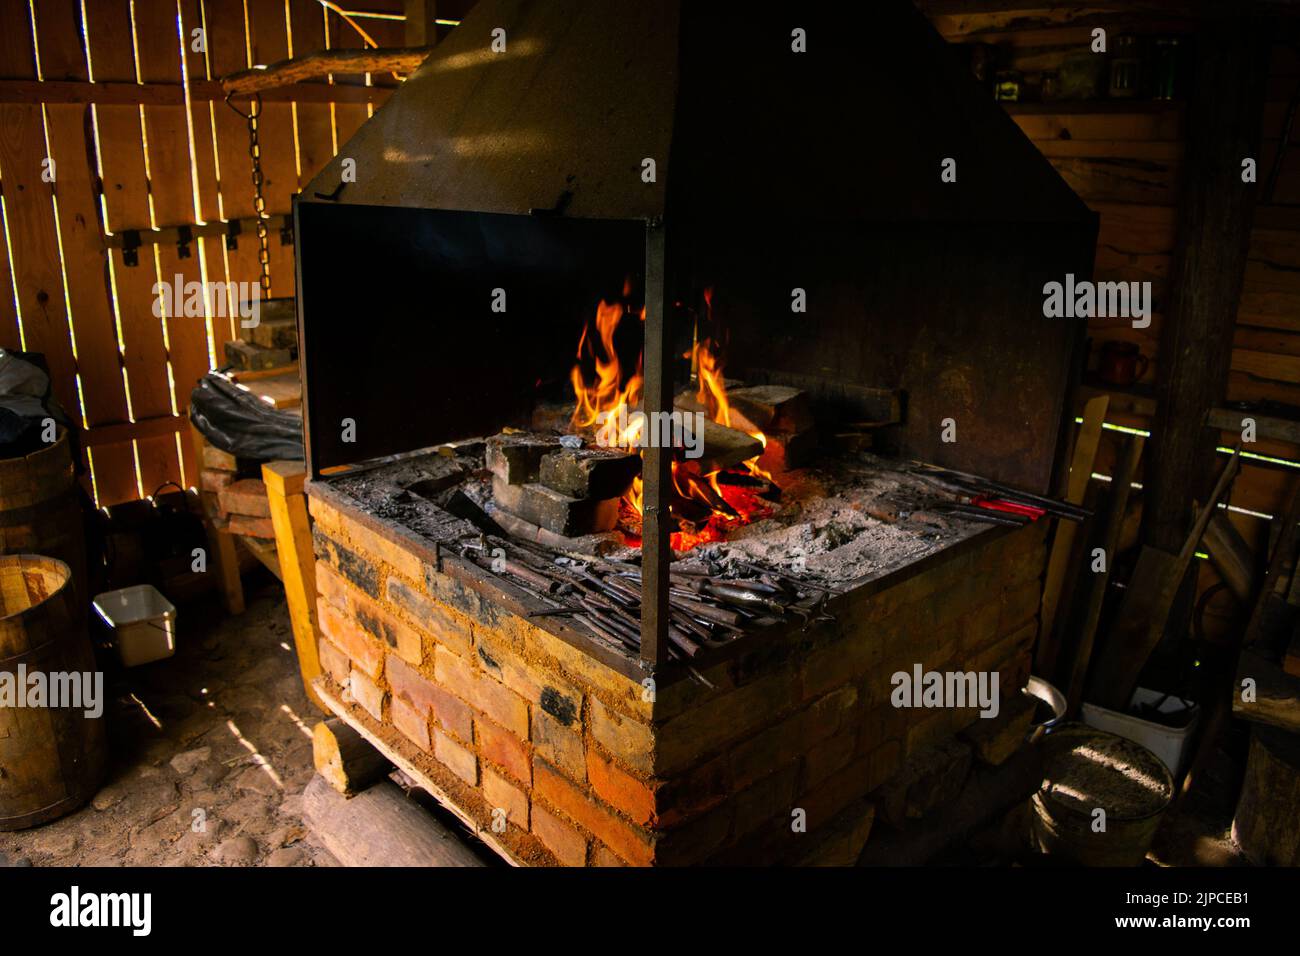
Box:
[459,534,834,667]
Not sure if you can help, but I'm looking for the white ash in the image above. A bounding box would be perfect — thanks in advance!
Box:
[681,455,987,584]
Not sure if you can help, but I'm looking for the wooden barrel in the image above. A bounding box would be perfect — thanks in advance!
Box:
[0,555,107,830]
[0,428,87,609]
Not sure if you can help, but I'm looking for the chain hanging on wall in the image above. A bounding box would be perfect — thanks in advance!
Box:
[224,93,272,301]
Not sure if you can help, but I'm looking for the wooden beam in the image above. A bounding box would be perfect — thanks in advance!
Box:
[0,78,394,105]
[264,459,324,711]
[1142,20,1269,553]
[302,776,487,867]
[221,47,432,96]
[313,717,393,795]
[1208,406,1300,445]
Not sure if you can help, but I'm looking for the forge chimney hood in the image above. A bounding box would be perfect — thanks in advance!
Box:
[302,0,1091,225]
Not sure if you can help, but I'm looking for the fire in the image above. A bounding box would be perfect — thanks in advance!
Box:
[567,289,773,551]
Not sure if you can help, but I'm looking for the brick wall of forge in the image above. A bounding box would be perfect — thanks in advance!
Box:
[307,487,1047,865]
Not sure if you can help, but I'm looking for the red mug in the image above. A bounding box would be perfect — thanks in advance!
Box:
[1098,341,1149,387]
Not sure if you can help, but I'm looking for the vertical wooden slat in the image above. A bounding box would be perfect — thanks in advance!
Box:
[0,212,18,350]
[0,5,82,422]
[290,0,336,186]
[205,0,265,332]
[327,6,371,149]
[31,0,137,504]
[246,0,296,297]
[83,0,180,497]
[134,0,211,488]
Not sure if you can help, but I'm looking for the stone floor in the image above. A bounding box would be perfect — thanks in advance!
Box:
[1,579,336,867]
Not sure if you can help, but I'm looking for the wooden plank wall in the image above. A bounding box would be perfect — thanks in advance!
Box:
[0,0,407,505]
[932,7,1300,635]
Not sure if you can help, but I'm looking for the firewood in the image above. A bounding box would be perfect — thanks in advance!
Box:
[727,384,814,433]
[492,478,619,536]
[539,447,640,500]
[756,428,818,474]
[695,419,763,474]
[485,433,558,485]
[312,717,393,796]
[218,478,270,518]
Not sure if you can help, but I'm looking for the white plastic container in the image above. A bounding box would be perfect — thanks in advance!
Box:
[93,585,177,667]
[1082,687,1199,776]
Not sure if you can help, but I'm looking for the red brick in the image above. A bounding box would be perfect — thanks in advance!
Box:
[352,594,421,665]
[315,563,351,613]
[317,636,350,684]
[482,767,529,829]
[318,598,383,679]
[534,762,654,867]
[588,699,655,776]
[387,577,472,656]
[218,478,270,518]
[998,579,1041,633]
[532,709,585,783]
[200,469,233,494]
[590,844,628,867]
[476,717,531,785]
[314,496,425,582]
[227,514,275,538]
[433,728,477,785]
[586,749,656,826]
[349,667,385,722]
[531,802,587,866]
[391,695,431,751]
[387,655,442,717]
[435,645,528,739]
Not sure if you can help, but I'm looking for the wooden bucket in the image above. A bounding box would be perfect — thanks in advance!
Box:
[0,428,87,608]
[0,555,107,830]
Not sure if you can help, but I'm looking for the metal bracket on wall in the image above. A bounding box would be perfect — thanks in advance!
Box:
[107,215,291,261]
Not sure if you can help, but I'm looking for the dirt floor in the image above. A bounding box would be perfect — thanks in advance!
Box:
[1,578,336,868]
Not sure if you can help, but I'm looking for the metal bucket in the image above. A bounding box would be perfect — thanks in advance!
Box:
[1030,723,1173,866]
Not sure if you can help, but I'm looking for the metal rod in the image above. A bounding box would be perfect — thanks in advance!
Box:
[640,220,671,671]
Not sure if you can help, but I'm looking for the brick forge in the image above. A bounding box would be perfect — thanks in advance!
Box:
[306,481,1047,867]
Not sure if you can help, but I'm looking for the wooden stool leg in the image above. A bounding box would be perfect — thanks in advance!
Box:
[264,459,324,711]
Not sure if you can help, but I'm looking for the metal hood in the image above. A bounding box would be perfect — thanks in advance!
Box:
[302,0,1093,225]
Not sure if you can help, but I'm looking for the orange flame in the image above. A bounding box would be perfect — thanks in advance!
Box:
[567,289,773,550]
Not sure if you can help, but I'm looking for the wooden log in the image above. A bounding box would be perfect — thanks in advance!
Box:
[303,775,486,866]
[312,718,392,795]
[221,47,433,95]
[696,419,764,474]
[726,385,815,433]
[1231,724,1300,866]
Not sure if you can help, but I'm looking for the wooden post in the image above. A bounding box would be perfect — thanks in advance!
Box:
[1142,21,1268,553]
[190,424,244,614]
[404,0,439,47]
[263,459,324,711]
